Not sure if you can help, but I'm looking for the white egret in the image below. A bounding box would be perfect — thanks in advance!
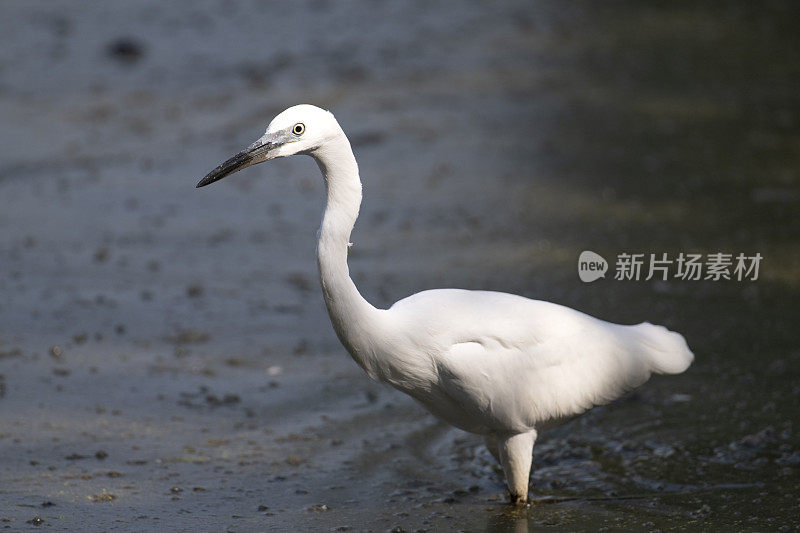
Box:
[197,104,694,505]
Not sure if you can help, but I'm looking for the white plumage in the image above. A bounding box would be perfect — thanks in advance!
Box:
[197,104,694,504]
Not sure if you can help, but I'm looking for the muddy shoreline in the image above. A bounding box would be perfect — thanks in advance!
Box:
[2,1,799,531]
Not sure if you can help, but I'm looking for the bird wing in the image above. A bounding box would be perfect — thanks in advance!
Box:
[391,289,662,431]
[435,325,653,432]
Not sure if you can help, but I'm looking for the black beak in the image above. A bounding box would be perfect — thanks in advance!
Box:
[196,141,275,188]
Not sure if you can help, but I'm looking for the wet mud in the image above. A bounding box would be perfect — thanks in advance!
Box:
[1,1,799,531]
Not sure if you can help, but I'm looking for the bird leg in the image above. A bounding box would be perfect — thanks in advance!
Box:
[498,430,537,505]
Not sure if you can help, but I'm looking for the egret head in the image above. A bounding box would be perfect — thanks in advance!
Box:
[197,104,341,188]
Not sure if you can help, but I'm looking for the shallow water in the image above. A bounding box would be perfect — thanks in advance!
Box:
[1,1,798,531]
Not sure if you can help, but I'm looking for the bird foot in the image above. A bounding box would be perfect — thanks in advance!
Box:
[508,493,530,507]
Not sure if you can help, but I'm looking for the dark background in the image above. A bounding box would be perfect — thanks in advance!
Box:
[1,1,798,530]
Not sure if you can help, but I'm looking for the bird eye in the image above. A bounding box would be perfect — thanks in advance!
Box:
[292,123,305,136]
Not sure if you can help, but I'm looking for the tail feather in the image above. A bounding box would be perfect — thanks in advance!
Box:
[630,322,694,375]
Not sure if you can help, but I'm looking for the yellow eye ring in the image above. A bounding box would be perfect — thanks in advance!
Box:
[292,123,305,136]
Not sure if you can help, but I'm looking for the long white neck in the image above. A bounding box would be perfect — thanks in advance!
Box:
[311,133,384,375]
